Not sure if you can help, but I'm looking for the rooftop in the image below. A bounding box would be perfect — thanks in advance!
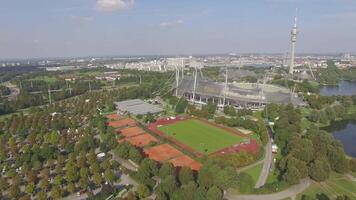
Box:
[115,99,163,115]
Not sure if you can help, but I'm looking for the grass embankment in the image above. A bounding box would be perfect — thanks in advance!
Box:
[244,163,263,185]
[158,119,243,154]
[296,173,356,199]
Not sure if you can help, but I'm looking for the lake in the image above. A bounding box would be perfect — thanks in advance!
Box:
[325,120,356,157]
[320,80,356,96]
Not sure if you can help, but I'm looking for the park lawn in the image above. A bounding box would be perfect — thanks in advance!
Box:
[158,119,243,154]
[244,163,263,185]
[296,173,356,200]
[30,76,57,83]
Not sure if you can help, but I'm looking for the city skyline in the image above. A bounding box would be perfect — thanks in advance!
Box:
[1,0,356,59]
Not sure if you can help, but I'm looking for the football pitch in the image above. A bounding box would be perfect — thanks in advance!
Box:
[158,119,243,154]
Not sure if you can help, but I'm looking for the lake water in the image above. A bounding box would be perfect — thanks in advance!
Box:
[325,120,356,157]
[320,80,356,96]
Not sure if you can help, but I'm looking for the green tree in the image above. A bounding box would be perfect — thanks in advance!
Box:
[8,185,20,199]
[194,186,207,200]
[104,169,116,184]
[37,191,47,200]
[53,175,63,186]
[25,182,36,195]
[309,158,331,182]
[50,185,63,199]
[283,166,301,185]
[161,175,178,197]
[137,184,150,199]
[179,167,194,185]
[129,147,143,164]
[67,182,76,194]
[159,162,175,178]
[206,186,223,200]
[93,173,103,186]
[237,172,254,193]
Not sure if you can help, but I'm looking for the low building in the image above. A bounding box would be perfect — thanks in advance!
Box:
[115,99,163,115]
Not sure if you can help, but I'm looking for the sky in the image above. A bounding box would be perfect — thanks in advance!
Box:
[0,0,356,59]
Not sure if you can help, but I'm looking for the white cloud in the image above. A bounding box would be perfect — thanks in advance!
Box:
[96,0,134,12]
[159,19,184,27]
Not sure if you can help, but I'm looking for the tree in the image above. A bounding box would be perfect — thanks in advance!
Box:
[53,175,63,186]
[206,186,223,200]
[25,182,36,195]
[175,98,188,114]
[50,185,63,200]
[104,169,116,184]
[214,168,233,190]
[0,177,9,192]
[127,191,137,200]
[179,167,194,185]
[137,184,150,199]
[144,112,156,123]
[8,185,20,199]
[159,162,175,178]
[237,172,254,193]
[283,166,301,185]
[115,142,130,159]
[180,181,197,200]
[80,167,89,179]
[39,177,50,191]
[93,173,103,186]
[194,186,207,200]
[309,158,331,182]
[79,177,90,189]
[37,191,47,200]
[129,147,142,164]
[161,175,178,197]
[336,195,351,200]
[67,182,76,194]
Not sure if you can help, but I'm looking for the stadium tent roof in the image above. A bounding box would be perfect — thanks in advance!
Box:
[115,99,163,115]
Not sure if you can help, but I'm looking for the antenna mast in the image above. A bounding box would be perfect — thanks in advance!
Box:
[289,8,298,75]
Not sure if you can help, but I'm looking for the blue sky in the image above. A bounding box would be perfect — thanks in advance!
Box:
[0,0,356,59]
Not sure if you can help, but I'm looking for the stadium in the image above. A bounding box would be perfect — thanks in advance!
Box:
[175,76,304,109]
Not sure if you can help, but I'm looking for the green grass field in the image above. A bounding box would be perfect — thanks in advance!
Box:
[158,119,243,154]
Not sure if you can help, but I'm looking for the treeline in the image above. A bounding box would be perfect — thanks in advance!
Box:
[271,77,320,93]
[0,85,11,96]
[266,104,356,186]
[306,94,356,124]
[318,60,356,83]
[0,70,173,115]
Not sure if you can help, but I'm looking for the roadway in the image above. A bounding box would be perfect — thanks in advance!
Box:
[255,138,272,188]
[225,179,311,200]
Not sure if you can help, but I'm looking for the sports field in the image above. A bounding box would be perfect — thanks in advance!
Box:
[158,119,243,154]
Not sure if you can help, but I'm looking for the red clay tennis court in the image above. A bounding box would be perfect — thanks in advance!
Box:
[106,113,121,120]
[168,155,202,171]
[119,126,145,138]
[144,144,182,162]
[124,133,159,147]
[107,118,136,128]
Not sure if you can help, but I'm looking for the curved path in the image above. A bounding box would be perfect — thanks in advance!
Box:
[255,138,272,188]
[225,179,311,200]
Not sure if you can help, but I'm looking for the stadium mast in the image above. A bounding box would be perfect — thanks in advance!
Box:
[223,66,228,107]
[192,63,198,104]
